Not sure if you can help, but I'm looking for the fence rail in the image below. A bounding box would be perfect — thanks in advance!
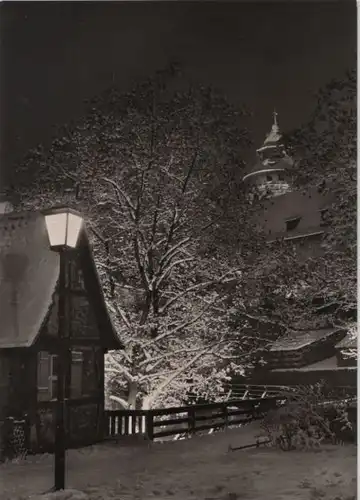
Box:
[104,396,284,442]
[224,384,291,400]
[224,384,357,401]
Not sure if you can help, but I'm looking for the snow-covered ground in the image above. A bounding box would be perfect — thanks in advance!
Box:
[0,422,357,500]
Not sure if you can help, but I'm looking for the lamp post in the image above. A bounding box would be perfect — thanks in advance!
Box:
[44,207,83,491]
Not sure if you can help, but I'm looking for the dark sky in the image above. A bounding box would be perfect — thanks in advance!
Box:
[0,1,356,187]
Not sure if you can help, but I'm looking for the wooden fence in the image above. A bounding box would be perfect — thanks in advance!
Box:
[104,396,284,442]
[224,384,292,400]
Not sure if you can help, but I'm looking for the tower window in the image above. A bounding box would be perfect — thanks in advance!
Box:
[285,217,301,231]
[319,209,329,227]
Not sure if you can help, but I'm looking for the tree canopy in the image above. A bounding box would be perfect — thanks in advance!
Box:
[9,65,272,408]
[288,66,356,321]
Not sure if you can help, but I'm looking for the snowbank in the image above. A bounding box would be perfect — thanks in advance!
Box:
[29,491,88,500]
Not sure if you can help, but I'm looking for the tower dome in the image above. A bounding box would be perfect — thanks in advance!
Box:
[243,111,293,201]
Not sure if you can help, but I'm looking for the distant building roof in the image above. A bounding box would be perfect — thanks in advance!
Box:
[259,111,282,148]
[336,325,357,349]
[0,209,122,349]
[270,327,343,352]
[271,355,356,372]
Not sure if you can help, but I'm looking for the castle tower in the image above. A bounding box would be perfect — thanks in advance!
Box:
[243,111,293,201]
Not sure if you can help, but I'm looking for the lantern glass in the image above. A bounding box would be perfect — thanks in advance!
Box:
[66,213,83,248]
[45,210,83,249]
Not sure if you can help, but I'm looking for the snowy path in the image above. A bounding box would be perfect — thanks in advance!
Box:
[0,422,357,500]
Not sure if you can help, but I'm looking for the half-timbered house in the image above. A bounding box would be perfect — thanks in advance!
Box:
[0,208,123,453]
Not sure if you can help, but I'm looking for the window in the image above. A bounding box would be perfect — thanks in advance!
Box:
[37,352,58,401]
[278,173,285,181]
[266,175,272,182]
[285,217,301,232]
[37,348,101,401]
[70,347,100,399]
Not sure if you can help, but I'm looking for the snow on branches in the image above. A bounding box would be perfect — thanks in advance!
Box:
[10,66,259,409]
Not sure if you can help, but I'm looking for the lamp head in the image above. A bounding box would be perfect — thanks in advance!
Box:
[44,207,83,251]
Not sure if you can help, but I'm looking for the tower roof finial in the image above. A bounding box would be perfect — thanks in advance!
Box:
[273,108,278,129]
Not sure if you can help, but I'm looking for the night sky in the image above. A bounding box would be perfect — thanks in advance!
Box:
[0,1,356,187]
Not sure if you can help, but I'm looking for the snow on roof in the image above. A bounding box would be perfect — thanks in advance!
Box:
[270,328,341,352]
[243,156,294,182]
[263,125,282,146]
[0,211,59,348]
[336,325,358,349]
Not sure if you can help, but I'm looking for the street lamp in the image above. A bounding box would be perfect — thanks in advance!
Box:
[45,209,83,250]
[44,207,83,491]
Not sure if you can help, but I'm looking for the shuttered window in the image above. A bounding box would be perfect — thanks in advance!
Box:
[37,351,58,401]
[37,348,101,401]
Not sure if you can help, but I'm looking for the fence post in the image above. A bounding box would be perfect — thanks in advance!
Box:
[145,411,154,441]
[188,406,196,436]
[251,401,258,422]
[103,412,109,438]
[124,415,129,435]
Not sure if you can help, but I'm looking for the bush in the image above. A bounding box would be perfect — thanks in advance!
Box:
[260,382,356,451]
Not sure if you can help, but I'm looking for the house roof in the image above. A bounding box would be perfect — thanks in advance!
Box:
[270,327,343,352]
[0,209,122,349]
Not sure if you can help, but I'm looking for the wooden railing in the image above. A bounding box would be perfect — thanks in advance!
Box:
[226,384,357,401]
[104,396,284,442]
[225,384,292,400]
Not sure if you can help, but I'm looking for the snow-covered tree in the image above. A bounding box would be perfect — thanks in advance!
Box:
[8,65,355,408]
[287,67,356,322]
[9,65,273,409]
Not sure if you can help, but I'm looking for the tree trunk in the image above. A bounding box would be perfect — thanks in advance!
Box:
[128,381,138,409]
[141,395,153,410]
